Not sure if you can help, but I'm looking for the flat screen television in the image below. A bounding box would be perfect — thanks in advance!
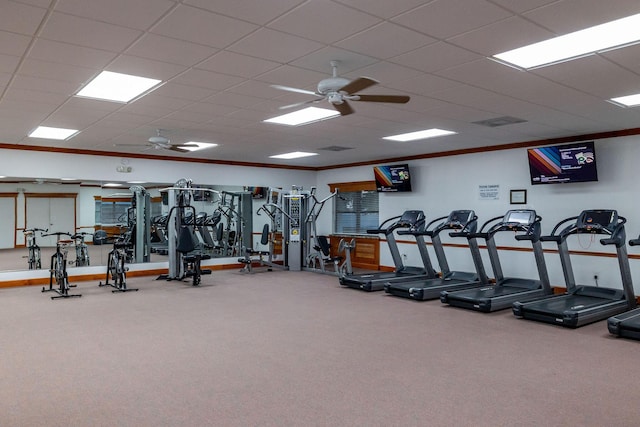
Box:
[374,164,412,192]
[527,141,597,185]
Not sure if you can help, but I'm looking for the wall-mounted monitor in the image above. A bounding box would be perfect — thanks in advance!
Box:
[374,164,412,192]
[527,141,597,185]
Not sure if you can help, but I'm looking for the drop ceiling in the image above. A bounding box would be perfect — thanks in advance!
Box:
[2,0,640,168]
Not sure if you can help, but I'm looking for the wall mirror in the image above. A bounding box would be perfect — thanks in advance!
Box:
[0,178,260,273]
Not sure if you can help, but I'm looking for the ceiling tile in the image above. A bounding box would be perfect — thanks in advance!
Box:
[152,82,215,101]
[39,12,143,52]
[0,1,47,35]
[172,69,246,92]
[0,54,20,74]
[532,55,640,99]
[600,42,640,75]
[55,0,176,30]
[392,73,462,96]
[151,5,258,48]
[19,58,98,85]
[389,42,481,73]
[334,0,432,19]
[489,0,558,13]
[289,47,378,75]
[0,30,32,56]
[125,34,218,67]
[254,65,328,89]
[268,0,381,44]
[335,22,436,59]
[10,74,82,95]
[196,51,280,79]
[448,16,554,56]
[392,0,512,39]
[227,28,325,63]
[523,0,640,34]
[347,61,423,86]
[107,55,188,81]
[183,0,306,25]
[28,39,117,69]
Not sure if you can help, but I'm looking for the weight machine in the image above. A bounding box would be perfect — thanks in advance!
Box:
[303,188,353,276]
[215,190,253,257]
[156,179,213,285]
[238,188,286,272]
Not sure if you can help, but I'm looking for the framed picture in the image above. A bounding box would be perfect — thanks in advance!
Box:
[510,189,527,205]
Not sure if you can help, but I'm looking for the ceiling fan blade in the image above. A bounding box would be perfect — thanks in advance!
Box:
[271,84,318,96]
[352,94,410,104]
[333,101,354,116]
[338,77,378,95]
[168,145,189,153]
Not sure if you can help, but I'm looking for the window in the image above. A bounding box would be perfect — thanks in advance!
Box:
[330,182,379,235]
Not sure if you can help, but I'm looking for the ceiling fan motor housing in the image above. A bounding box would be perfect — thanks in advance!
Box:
[317,77,350,94]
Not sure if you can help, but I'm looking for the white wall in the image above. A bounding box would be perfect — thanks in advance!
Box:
[316,135,640,294]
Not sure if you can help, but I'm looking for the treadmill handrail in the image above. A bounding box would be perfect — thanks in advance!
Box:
[397,216,447,236]
[540,216,579,242]
[465,215,503,240]
[630,238,640,246]
[366,215,403,235]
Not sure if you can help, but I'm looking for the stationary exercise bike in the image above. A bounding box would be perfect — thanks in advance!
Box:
[99,234,138,293]
[71,232,93,266]
[24,227,47,270]
[41,232,81,299]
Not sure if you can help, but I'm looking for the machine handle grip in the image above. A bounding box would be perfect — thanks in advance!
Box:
[540,235,561,243]
[629,239,640,246]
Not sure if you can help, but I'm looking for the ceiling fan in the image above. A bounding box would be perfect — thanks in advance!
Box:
[118,130,196,153]
[271,60,410,116]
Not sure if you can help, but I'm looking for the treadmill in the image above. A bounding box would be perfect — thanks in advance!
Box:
[339,210,429,291]
[512,209,636,328]
[607,235,640,339]
[384,210,490,300]
[440,209,551,312]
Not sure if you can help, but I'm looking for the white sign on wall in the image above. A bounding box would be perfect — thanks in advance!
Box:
[478,184,500,200]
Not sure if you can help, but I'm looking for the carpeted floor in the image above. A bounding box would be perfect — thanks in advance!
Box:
[1,270,638,427]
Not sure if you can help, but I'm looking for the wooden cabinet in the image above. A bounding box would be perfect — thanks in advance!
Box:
[329,234,379,270]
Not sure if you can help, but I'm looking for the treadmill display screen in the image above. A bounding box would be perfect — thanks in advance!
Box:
[398,210,425,226]
[446,210,473,227]
[578,210,617,230]
[504,210,535,225]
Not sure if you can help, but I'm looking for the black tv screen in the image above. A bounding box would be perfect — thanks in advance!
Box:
[527,141,597,185]
[374,164,412,192]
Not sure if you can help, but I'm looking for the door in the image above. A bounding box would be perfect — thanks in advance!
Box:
[26,195,76,247]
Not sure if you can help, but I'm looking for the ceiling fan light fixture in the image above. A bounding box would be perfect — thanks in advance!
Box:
[264,107,340,126]
[383,128,456,142]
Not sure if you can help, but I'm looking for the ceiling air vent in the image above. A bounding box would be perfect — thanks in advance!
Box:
[319,146,354,151]
[472,116,527,127]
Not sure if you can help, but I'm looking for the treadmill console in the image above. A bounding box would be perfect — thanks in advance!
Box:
[397,210,425,227]
[503,209,536,226]
[445,210,474,229]
[576,210,618,233]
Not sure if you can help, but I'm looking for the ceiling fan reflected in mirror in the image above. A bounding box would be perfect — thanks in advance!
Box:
[271,60,410,116]
[116,129,198,153]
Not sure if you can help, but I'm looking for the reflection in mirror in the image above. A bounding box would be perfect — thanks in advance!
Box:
[0,177,257,273]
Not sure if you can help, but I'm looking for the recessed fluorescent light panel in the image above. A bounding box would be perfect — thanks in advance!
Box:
[76,71,162,103]
[383,128,456,142]
[28,126,79,140]
[181,142,219,152]
[493,13,640,69]
[269,151,318,160]
[610,93,640,107]
[264,107,340,126]
[103,183,122,187]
